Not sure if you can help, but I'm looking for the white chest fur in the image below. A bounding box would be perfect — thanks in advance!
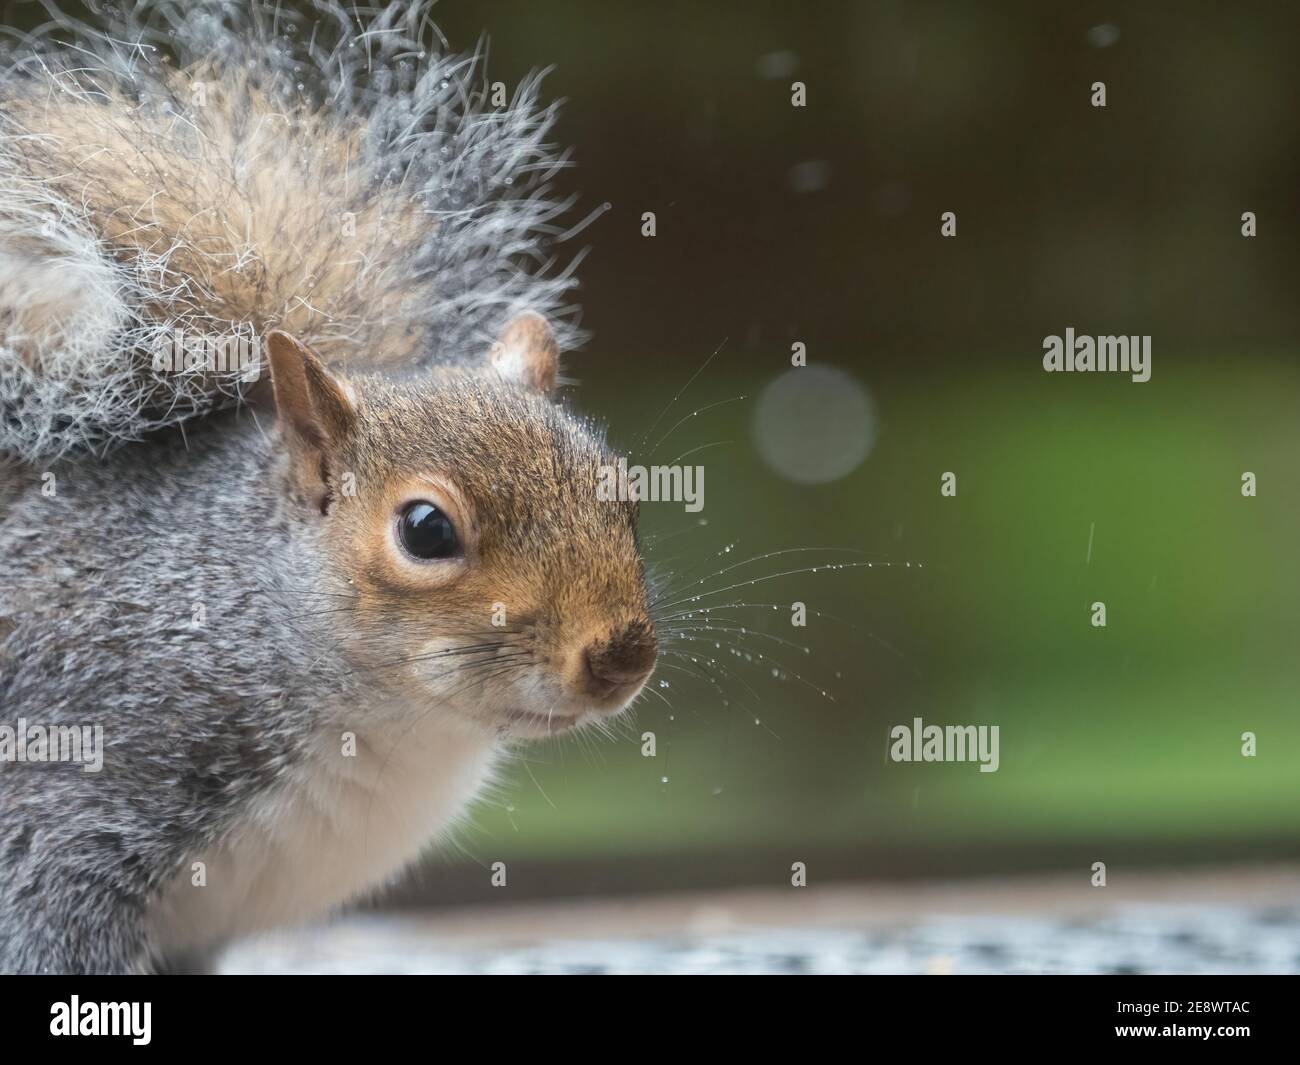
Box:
[148,716,498,956]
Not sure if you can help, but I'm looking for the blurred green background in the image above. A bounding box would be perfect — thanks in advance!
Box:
[12,0,1295,899]
[418,0,1300,897]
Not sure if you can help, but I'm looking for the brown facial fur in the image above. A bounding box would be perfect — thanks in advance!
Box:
[284,363,654,731]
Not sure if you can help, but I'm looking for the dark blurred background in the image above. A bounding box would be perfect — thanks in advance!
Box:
[13,1,1299,906]
[416,0,1300,901]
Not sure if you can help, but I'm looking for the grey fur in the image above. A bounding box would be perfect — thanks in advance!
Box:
[0,413,355,972]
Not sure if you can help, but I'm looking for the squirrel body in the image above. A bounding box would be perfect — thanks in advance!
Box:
[3,412,500,969]
[0,2,657,973]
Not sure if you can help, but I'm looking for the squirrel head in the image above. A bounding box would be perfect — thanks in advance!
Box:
[263,317,656,738]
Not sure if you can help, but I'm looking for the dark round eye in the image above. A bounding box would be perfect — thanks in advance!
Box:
[397,501,460,561]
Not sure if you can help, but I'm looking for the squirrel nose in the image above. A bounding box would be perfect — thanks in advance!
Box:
[581,621,657,705]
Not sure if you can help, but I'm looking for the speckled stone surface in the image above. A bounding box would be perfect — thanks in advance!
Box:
[218,868,1300,975]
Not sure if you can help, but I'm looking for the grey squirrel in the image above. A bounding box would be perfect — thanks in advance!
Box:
[0,1,657,973]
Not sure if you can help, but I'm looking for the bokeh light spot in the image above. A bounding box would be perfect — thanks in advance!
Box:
[752,364,876,484]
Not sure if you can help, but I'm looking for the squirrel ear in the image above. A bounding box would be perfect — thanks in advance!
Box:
[488,312,559,393]
[264,330,357,512]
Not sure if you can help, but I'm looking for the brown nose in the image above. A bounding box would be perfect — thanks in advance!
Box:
[582,620,657,703]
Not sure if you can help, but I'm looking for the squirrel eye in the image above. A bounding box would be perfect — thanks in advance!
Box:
[397,501,460,561]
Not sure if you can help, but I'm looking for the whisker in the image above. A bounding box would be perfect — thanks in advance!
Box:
[662,438,734,468]
[641,522,711,549]
[657,650,763,709]
[660,631,833,701]
[654,559,920,614]
[645,540,741,600]
[662,619,812,657]
[632,336,727,455]
[655,651,783,739]
[645,394,747,458]
[520,757,557,810]
[649,546,869,609]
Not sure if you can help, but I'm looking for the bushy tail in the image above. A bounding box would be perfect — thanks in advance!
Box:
[0,0,586,463]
